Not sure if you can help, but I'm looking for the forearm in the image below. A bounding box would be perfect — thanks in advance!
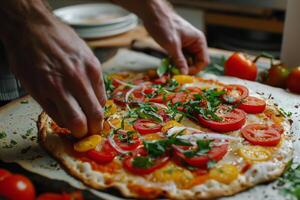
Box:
[0,0,52,40]
[111,0,175,23]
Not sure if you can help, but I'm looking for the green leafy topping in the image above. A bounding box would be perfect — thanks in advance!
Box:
[20,100,29,104]
[131,103,163,123]
[0,131,7,139]
[118,130,135,144]
[156,58,180,77]
[104,75,115,97]
[279,108,292,118]
[277,161,300,199]
[143,130,192,157]
[183,140,212,158]
[132,156,154,169]
[165,79,179,91]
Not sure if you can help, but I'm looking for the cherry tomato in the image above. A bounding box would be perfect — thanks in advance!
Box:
[0,174,35,200]
[173,144,228,168]
[149,93,175,104]
[224,52,258,81]
[113,130,141,151]
[241,124,281,146]
[238,96,266,114]
[287,67,300,94]
[0,169,11,181]
[222,84,249,104]
[133,119,162,135]
[123,148,170,175]
[86,140,117,164]
[264,64,290,88]
[37,193,69,200]
[131,89,145,103]
[157,109,171,122]
[112,88,128,106]
[143,87,156,95]
[198,106,246,132]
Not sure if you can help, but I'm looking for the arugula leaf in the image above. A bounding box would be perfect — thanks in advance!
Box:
[157,58,169,77]
[103,75,115,97]
[279,108,292,118]
[132,156,154,169]
[118,130,135,144]
[183,140,212,158]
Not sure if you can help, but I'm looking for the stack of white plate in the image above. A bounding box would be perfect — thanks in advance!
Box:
[54,3,138,39]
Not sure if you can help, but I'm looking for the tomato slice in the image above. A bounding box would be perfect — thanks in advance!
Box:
[86,140,117,164]
[133,119,162,135]
[241,124,281,146]
[149,93,175,104]
[131,89,145,103]
[112,88,128,106]
[173,144,228,168]
[198,106,246,132]
[238,96,266,114]
[123,148,170,175]
[113,130,141,151]
[222,84,249,104]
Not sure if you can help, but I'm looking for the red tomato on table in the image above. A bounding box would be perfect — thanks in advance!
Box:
[0,174,35,200]
[0,169,11,181]
[287,67,300,94]
[225,52,258,81]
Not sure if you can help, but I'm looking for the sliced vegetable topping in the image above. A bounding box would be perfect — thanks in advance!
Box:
[133,119,162,135]
[238,96,266,114]
[241,124,281,146]
[198,106,246,132]
[238,145,271,162]
[209,164,239,184]
[86,140,117,164]
[112,130,141,151]
[222,84,249,104]
[73,135,102,153]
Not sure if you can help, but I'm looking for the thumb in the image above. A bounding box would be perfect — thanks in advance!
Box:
[166,44,188,75]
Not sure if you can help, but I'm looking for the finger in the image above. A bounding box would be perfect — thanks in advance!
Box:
[86,58,107,107]
[164,40,189,75]
[64,65,104,135]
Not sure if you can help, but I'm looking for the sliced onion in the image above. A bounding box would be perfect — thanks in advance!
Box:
[113,79,136,87]
[108,132,129,154]
[167,126,242,142]
[124,83,150,110]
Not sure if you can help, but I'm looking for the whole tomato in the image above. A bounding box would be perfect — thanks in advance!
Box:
[287,67,300,94]
[224,52,258,81]
[264,64,290,88]
[0,169,11,181]
[0,174,35,200]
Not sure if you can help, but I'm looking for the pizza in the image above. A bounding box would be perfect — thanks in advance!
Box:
[38,69,293,199]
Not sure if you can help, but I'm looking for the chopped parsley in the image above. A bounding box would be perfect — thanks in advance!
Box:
[117,130,135,144]
[128,103,163,123]
[183,140,212,158]
[0,131,7,139]
[104,75,115,97]
[279,108,292,118]
[132,156,154,169]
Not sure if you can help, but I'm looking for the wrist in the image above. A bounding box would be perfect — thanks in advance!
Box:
[0,0,53,41]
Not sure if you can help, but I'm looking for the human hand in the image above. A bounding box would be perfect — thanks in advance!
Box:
[143,12,210,75]
[1,4,106,138]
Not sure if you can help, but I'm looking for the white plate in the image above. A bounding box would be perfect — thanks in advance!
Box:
[73,16,138,39]
[54,3,136,27]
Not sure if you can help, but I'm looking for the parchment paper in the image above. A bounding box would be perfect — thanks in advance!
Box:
[0,49,299,200]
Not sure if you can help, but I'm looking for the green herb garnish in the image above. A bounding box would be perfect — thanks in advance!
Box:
[132,156,154,169]
[0,131,7,139]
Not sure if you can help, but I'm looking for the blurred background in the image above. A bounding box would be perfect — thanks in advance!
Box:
[48,0,286,58]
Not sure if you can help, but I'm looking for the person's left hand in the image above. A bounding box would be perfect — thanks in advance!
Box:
[143,12,210,75]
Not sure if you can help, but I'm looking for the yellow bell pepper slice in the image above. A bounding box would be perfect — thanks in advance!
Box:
[161,120,183,133]
[73,135,102,152]
[173,75,194,84]
[239,146,271,163]
[209,164,239,184]
[104,100,117,117]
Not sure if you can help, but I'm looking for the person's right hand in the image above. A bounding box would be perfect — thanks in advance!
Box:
[1,10,106,138]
